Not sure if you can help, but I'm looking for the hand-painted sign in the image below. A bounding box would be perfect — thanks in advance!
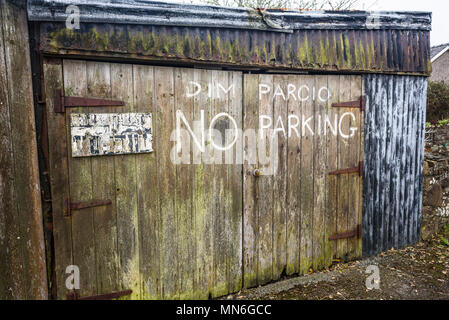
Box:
[70,113,153,157]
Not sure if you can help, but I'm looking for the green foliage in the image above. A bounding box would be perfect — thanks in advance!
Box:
[440,237,449,247]
[439,119,449,127]
[196,0,359,9]
[427,81,449,123]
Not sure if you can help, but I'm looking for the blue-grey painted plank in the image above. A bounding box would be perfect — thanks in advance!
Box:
[27,0,432,31]
[363,75,426,257]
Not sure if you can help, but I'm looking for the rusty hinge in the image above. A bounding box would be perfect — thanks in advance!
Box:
[329,161,363,177]
[332,96,366,112]
[67,289,132,300]
[329,224,362,241]
[54,89,125,113]
[64,199,112,217]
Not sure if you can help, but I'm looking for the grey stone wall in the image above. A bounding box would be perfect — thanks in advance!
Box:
[423,125,449,240]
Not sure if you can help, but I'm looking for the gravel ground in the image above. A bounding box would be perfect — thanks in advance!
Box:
[223,228,449,300]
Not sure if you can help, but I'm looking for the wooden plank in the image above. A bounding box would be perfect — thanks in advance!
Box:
[243,74,259,288]
[374,74,386,253]
[63,59,97,297]
[257,74,273,285]
[357,76,365,258]
[286,74,301,276]
[299,75,315,274]
[194,68,214,298]
[347,75,362,261]
[174,67,195,299]
[43,59,73,300]
[383,76,394,251]
[378,75,389,253]
[0,0,47,300]
[227,71,243,294]
[211,70,230,297]
[416,79,427,242]
[326,75,340,266]
[110,63,140,299]
[0,11,25,299]
[154,66,178,299]
[312,75,327,270]
[407,77,418,246]
[391,76,404,250]
[133,64,160,299]
[401,76,411,249]
[272,75,288,280]
[86,61,119,296]
[336,75,351,261]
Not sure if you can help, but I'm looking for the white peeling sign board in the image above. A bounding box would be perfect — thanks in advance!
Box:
[70,113,153,157]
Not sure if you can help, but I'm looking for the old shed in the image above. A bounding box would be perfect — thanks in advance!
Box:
[0,0,431,299]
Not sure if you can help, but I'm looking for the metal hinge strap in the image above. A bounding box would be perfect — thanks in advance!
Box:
[54,89,125,113]
[332,95,365,112]
[67,289,132,300]
[64,199,112,217]
[329,224,362,241]
[329,161,363,177]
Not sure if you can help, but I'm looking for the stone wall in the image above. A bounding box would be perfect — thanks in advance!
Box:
[422,125,449,240]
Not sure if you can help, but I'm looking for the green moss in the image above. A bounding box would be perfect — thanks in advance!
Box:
[359,41,366,68]
[344,36,352,68]
[319,38,329,66]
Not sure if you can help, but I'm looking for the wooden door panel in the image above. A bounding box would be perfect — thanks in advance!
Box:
[243,74,364,288]
[46,60,243,299]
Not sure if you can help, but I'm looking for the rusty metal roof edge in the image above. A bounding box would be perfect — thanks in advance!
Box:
[28,0,432,31]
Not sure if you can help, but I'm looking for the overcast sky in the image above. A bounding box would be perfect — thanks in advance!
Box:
[359,0,447,46]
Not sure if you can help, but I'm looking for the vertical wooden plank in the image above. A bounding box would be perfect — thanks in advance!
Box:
[398,76,409,249]
[0,0,47,299]
[408,77,418,246]
[194,68,214,298]
[402,76,413,249]
[174,67,195,299]
[243,74,259,288]
[326,75,339,265]
[154,66,178,299]
[299,75,314,274]
[416,79,427,242]
[357,76,364,258]
[385,76,394,250]
[257,74,273,285]
[110,63,140,299]
[347,75,362,260]
[43,59,72,300]
[133,65,160,299]
[392,76,404,250]
[0,12,26,299]
[286,75,301,276]
[336,75,351,261]
[363,74,376,257]
[86,61,119,295]
[383,76,393,251]
[63,60,97,297]
[273,75,288,280]
[227,71,243,294]
[211,70,230,297]
[312,75,327,270]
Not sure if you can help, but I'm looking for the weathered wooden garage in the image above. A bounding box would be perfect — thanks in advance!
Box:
[0,0,431,299]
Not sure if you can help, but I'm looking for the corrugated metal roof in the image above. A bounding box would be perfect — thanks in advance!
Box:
[28,0,432,32]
